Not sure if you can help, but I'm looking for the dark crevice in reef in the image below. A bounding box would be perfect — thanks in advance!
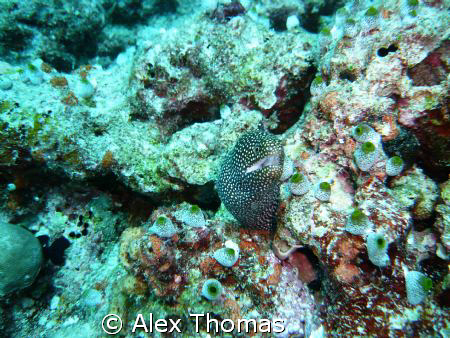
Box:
[161,177,221,212]
[339,70,356,82]
[269,6,297,32]
[269,66,315,134]
[320,0,347,16]
[382,116,450,183]
[382,126,420,170]
[413,104,450,183]
[407,42,449,86]
[0,25,32,52]
[106,0,178,26]
[160,101,221,136]
[242,66,316,134]
[411,215,437,232]
[420,255,448,307]
[91,172,221,214]
[1,157,220,232]
[38,235,71,266]
[298,246,324,291]
[301,0,347,33]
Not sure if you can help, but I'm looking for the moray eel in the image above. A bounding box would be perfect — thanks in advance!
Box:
[217,130,284,231]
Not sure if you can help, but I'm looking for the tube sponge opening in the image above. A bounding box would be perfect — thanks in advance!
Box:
[202,279,223,301]
[181,204,206,228]
[289,172,312,195]
[354,142,378,171]
[366,232,390,267]
[213,240,239,267]
[148,215,177,238]
[345,209,373,235]
[315,181,331,201]
[405,270,432,305]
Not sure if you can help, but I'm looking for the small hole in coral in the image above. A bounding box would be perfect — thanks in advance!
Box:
[45,236,71,266]
[339,71,356,82]
[377,48,389,57]
[388,44,398,53]
[377,44,398,57]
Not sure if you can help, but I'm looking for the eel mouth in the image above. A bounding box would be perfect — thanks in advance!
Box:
[245,153,281,174]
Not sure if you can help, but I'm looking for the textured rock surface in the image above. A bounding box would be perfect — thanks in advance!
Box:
[390,166,439,220]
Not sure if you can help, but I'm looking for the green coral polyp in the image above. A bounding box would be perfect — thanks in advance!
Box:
[376,237,386,249]
[213,242,239,267]
[290,173,304,184]
[313,76,323,86]
[190,205,201,213]
[290,172,311,195]
[316,181,332,201]
[346,208,372,235]
[27,63,37,71]
[361,142,376,154]
[150,215,177,237]
[354,124,369,136]
[367,233,390,267]
[352,123,380,144]
[419,276,432,291]
[365,6,378,16]
[391,156,403,167]
[319,182,331,192]
[351,209,367,224]
[225,248,235,256]
[386,156,404,176]
[320,28,331,36]
[408,0,419,6]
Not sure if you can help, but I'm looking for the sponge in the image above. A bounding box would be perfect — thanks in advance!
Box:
[213,240,239,267]
[315,181,331,201]
[352,123,380,143]
[345,209,373,235]
[354,141,378,171]
[181,205,206,228]
[202,279,223,301]
[386,156,404,176]
[148,215,177,238]
[0,222,43,296]
[366,232,390,267]
[289,172,312,195]
[405,270,432,305]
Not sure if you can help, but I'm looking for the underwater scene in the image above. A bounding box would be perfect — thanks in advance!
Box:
[0,0,449,337]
